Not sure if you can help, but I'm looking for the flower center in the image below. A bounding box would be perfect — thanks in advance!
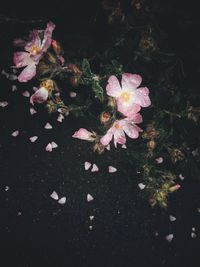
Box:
[121,91,130,102]
[31,46,41,55]
[114,122,122,129]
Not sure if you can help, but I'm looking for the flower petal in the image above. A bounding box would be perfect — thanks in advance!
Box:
[121,73,142,90]
[18,63,37,82]
[29,136,38,143]
[50,191,59,200]
[11,130,19,137]
[87,194,94,202]
[91,164,99,172]
[84,161,92,170]
[108,166,117,173]
[30,87,48,105]
[46,143,53,152]
[44,122,53,129]
[106,75,122,97]
[135,87,151,107]
[58,197,66,205]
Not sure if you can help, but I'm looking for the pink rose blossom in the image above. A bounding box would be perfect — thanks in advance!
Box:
[106,73,151,117]
[30,87,49,105]
[100,117,143,147]
[13,22,55,82]
[72,128,96,141]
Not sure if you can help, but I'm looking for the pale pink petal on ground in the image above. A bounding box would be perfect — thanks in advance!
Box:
[165,234,174,242]
[32,87,38,92]
[57,113,65,122]
[155,157,163,164]
[22,91,30,97]
[169,215,176,222]
[108,166,117,173]
[58,197,66,205]
[12,85,17,92]
[11,130,19,137]
[89,216,94,221]
[29,136,38,143]
[106,144,110,150]
[46,143,53,152]
[44,122,53,129]
[121,73,142,90]
[106,75,122,97]
[0,101,8,107]
[179,174,185,180]
[69,91,77,98]
[138,183,146,190]
[51,141,58,149]
[122,144,127,149]
[30,87,48,105]
[89,226,93,230]
[50,191,59,200]
[87,194,94,202]
[91,164,99,172]
[191,233,197,238]
[84,161,92,170]
[30,107,37,115]
[72,128,95,141]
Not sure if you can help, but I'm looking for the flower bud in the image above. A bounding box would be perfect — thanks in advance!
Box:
[169,184,181,193]
[147,140,156,150]
[100,112,111,124]
[51,40,62,54]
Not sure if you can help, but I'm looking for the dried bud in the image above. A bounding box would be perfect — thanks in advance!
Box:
[142,123,159,140]
[108,7,125,25]
[170,148,185,164]
[100,112,111,124]
[147,140,156,150]
[93,142,105,154]
[46,100,57,114]
[67,64,82,75]
[187,106,200,123]
[169,184,181,193]
[107,97,116,108]
[40,79,55,92]
[51,40,62,54]
[69,76,80,87]
[131,0,142,11]
[46,52,58,64]
[139,32,158,52]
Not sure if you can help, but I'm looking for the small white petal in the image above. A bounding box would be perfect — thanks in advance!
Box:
[57,113,65,122]
[138,183,146,190]
[30,107,37,115]
[91,164,99,172]
[122,144,127,149]
[84,161,92,170]
[51,141,58,149]
[12,85,17,92]
[69,91,77,98]
[44,122,53,129]
[165,234,174,242]
[50,191,59,200]
[89,226,93,230]
[5,186,10,191]
[179,174,185,180]
[89,216,94,221]
[108,166,117,173]
[29,136,38,143]
[191,232,197,238]
[0,101,8,107]
[87,194,94,202]
[58,197,66,205]
[169,215,176,222]
[155,157,163,164]
[12,130,19,137]
[32,87,38,92]
[46,143,53,152]
[192,227,196,232]
[106,144,110,151]
[22,91,30,97]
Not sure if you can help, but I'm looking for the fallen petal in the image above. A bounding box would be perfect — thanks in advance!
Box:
[87,194,94,202]
[0,101,8,107]
[165,234,174,242]
[46,143,53,152]
[91,164,99,172]
[44,122,53,129]
[84,161,92,170]
[122,144,127,149]
[22,91,30,97]
[57,113,65,122]
[30,107,37,115]
[138,183,146,190]
[12,85,17,92]
[69,91,77,98]
[29,136,38,143]
[51,141,58,148]
[89,225,93,230]
[58,197,66,205]
[50,191,59,200]
[89,215,94,221]
[169,215,176,222]
[12,130,19,137]
[108,166,117,173]
[155,157,163,164]
[191,232,197,238]
[179,174,185,180]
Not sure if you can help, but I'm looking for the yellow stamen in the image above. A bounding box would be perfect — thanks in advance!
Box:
[121,91,130,102]
[31,46,41,55]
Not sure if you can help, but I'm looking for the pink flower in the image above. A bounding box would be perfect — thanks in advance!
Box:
[30,87,49,105]
[72,128,96,141]
[106,73,151,117]
[100,116,143,147]
[13,22,55,82]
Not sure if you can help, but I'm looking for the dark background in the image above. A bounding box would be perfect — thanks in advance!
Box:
[1,1,200,267]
